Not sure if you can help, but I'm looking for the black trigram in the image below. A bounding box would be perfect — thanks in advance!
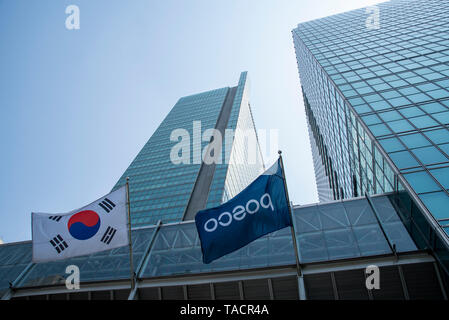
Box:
[98,198,116,213]
[48,216,62,222]
[101,226,117,245]
[50,234,68,254]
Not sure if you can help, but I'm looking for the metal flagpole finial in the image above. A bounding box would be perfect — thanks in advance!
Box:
[126,177,129,183]
[278,150,282,155]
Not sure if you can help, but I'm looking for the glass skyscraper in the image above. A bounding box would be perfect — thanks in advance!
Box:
[111,71,264,227]
[293,0,449,273]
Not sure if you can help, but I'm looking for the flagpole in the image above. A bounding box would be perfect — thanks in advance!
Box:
[278,151,302,277]
[126,177,135,291]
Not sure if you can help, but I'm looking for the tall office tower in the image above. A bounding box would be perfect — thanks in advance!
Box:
[111,72,264,227]
[292,0,449,269]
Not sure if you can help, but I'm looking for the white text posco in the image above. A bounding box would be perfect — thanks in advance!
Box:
[203,193,274,232]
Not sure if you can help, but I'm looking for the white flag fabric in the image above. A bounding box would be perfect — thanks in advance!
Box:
[32,186,129,263]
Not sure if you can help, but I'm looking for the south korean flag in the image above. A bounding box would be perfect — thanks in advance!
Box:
[32,186,129,263]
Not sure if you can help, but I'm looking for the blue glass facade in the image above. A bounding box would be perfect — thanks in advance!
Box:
[205,73,265,206]
[112,72,264,227]
[292,0,449,272]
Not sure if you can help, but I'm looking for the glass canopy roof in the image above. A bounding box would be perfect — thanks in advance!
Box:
[0,194,417,294]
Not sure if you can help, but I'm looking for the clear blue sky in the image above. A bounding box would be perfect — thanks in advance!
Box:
[0,0,381,243]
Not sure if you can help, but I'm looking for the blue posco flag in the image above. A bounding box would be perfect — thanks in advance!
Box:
[195,159,292,264]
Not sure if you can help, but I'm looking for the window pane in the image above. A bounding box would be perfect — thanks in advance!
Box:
[412,146,448,165]
[399,133,431,149]
[419,192,449,220]
[369,123,392,136]
[399,106,425,118]
[420,102,447,114]
[430,167,449,189]
[389,151,420,169]
[379,138,405,152]
[433,111,449,125]
[388,119,414,133]
[409,116,438,129]
[424,129,449,144]
[404,171,441,194]
[379,110,402,122]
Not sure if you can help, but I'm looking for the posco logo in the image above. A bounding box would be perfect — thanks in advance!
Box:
[204,193,275,232]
